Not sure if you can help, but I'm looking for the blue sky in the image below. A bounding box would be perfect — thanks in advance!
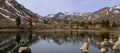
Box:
[16,0,120,16]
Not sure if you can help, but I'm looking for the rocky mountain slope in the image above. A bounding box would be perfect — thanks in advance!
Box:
[91,5,120,23]
[0,0,43,28]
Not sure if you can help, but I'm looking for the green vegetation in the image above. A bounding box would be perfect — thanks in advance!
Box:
[1,16,120,30]
[100,20,110,28]
[111,21,118,28]
[85,20,118,29]
[16,16,21,28]
[80,21,85,27]
[29,32,32,41]
[16,33,21,44]
[67,20,119,29]
[28,18,33,28]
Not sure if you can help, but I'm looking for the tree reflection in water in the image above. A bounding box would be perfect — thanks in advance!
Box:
[16,33,21,44]
[28,31,33,42]
[0,31,119,53]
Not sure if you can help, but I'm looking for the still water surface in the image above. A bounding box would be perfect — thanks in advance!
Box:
[0,30,120,53]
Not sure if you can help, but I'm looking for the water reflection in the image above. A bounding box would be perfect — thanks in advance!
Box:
[0,31,119,53]
[16,33,21,44]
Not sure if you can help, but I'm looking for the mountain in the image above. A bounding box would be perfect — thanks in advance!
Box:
[1,0,120,29]
[42,5,120,25]
[91,5,120,23]
[44,12,92,24]
[0,0,43,28]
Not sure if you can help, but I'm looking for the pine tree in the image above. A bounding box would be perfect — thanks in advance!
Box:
[101,20,105,27]
[80,21,85,27]
[111,21,117,28]
[76,20,79,29]
[16,16,21,28]
[88,21,92,26]
[16,33,21,44]
[29,18,33,28]
[106,20,110,28]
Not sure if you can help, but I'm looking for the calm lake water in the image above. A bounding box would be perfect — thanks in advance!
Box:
[0,30,120,53]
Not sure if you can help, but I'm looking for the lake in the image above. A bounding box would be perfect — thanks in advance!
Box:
[0,30,120,53]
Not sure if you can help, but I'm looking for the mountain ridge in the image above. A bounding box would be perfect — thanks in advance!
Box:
[91,5,120,23]
[0,0,43,28]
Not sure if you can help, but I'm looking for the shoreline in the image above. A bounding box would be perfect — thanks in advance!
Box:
[0,29,120,32]
[0,29,32,32]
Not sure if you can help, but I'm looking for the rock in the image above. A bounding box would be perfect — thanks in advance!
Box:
[100,47,107,53]
[118,36,120,41]
[96,42,100,45]
[80,42,88,50]
[113,41,120,50]
[109,39,114,44]
[18,47,31,53]
[82,50,89,53]
[101,39,108,47]
[80,42,89,53]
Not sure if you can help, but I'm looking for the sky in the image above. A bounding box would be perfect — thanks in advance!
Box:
[16,0,120,16]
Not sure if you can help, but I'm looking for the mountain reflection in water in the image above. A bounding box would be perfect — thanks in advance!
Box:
[0,31,119,53]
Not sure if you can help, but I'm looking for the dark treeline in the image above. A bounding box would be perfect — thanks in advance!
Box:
[1,16,120,30]
[70,20,120,29]
[16,16,33,29]
[15,17,120,29]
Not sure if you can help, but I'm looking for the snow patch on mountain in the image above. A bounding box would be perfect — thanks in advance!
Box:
[0,7,11,13]
[5,0,12,6]
[16,13,25,19]
[114,5,120,9]
[112,5,120,14]
[0,12,15,21]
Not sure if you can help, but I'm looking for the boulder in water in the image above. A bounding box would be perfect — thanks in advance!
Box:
[101,39,108,47]
[100,47,107,53]
[113,41,120,50]
[18,47,31,53]
[80,42,89,53]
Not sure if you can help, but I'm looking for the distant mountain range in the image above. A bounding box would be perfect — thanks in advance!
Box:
[0,0,120,28]
[44,5,120,24]
[44,12,92,24]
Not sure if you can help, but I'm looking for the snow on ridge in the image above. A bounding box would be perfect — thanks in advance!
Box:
[39,19,43,22]
[16,13,26,19]
[5,0,21,13]
[11,6,21,13]
[109,5,120,14]
[0,12,15,21]
[0,7,11,13]
[46,14,55,18]
[5,0,12,6]
[23,12,30,18]
[114,10,120,14]
[109,8,113,12]
[114,5,120,9]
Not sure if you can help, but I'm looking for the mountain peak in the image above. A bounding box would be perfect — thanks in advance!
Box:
[111,5,120,14]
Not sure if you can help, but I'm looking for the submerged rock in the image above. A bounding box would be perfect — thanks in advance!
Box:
[18,47,31,53]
